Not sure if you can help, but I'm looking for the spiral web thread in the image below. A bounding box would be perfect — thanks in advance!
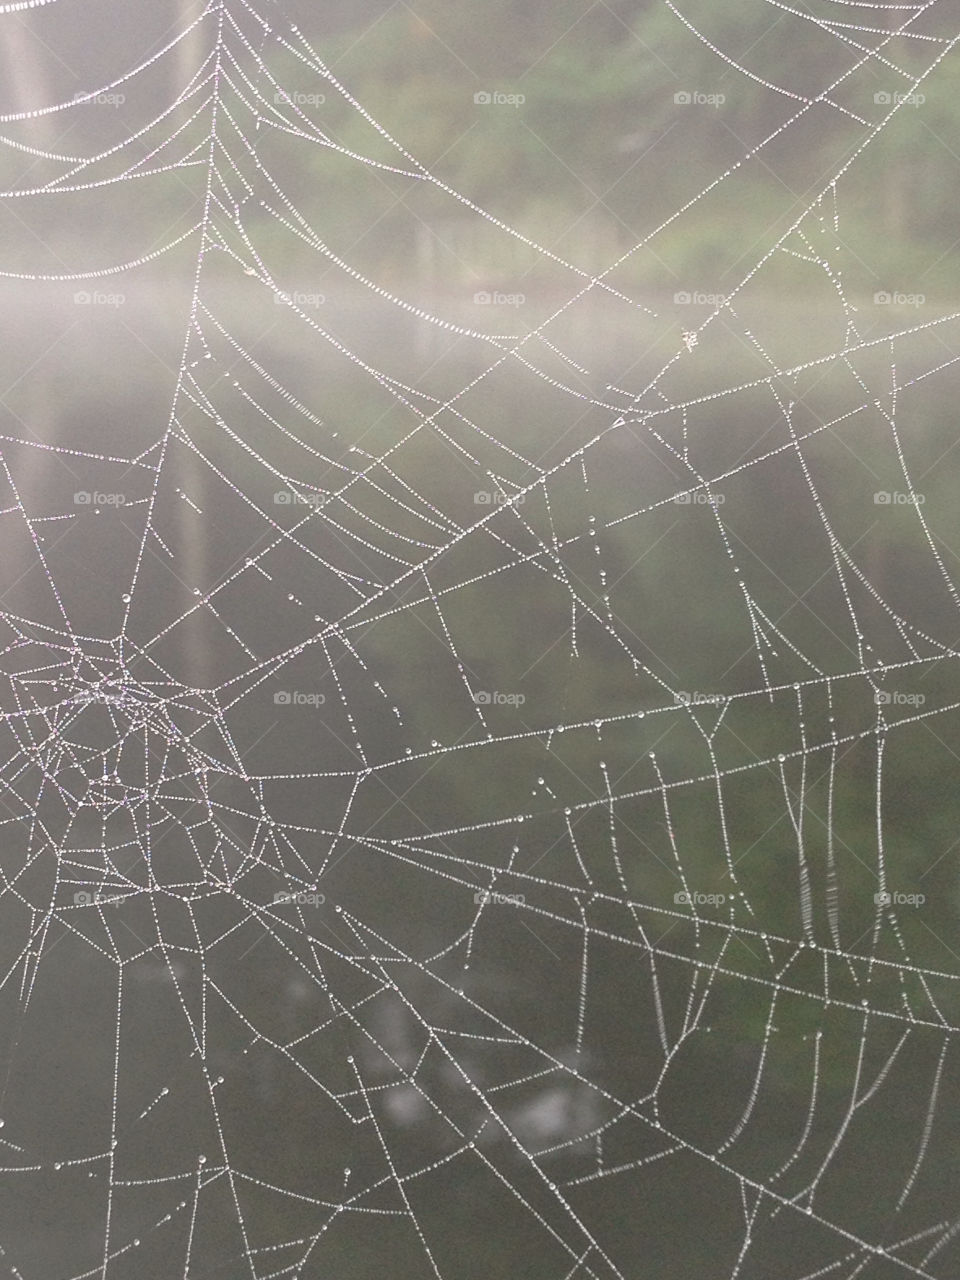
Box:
[0,2,959,1277]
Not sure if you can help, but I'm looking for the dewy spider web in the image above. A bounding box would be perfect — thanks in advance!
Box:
[0,0,960,1276]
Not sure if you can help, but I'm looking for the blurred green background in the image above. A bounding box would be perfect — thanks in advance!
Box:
[0,3,959,1277]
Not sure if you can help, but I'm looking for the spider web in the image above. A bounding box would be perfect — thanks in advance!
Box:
[0,1,959,1277]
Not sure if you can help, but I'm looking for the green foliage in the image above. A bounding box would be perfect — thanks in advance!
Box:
[252,0,960,294]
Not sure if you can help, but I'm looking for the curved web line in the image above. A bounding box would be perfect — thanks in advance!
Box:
[0,1,957,1278]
